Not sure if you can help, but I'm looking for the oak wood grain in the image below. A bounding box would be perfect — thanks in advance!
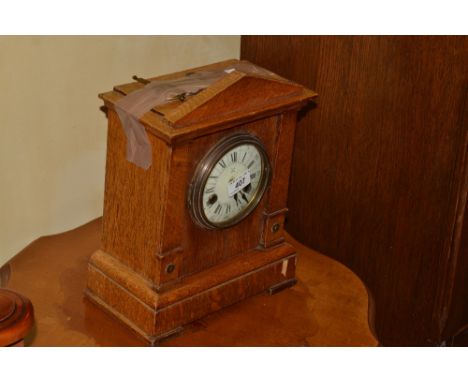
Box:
[101,109,170,283]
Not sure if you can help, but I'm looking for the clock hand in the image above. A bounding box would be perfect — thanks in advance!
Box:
[240,191,249,204]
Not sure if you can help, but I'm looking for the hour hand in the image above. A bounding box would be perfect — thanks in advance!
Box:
[240,191,249,204]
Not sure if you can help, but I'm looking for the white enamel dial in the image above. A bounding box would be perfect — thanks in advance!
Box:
[189,134,271,229]
[202,144,263,225]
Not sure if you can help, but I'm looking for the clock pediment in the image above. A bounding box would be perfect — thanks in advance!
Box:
[165,74,305,128]
[100,59,317,143]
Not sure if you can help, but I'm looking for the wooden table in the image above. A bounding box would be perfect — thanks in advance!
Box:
[4,219,377,346]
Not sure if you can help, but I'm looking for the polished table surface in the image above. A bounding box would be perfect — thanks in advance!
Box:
[4,219,377,346]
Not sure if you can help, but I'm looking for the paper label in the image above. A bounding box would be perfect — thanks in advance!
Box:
[228,170,251,196]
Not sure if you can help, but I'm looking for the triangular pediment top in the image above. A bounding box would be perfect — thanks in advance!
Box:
[99,59,317,141]
[168,73,305,128]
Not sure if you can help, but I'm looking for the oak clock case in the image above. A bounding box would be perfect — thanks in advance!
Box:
[188,133,271,230]
[86,59,317,344]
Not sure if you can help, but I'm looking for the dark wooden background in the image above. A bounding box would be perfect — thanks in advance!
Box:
[241,36,468,346]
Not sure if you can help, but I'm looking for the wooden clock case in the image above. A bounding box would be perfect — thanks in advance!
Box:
[86,59,317,344]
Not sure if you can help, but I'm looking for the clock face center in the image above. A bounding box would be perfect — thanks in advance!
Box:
[189,134,271,229]
[202,144,262,225]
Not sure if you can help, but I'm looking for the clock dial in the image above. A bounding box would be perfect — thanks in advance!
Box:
[202,144,263,225]
[189,134,271,229]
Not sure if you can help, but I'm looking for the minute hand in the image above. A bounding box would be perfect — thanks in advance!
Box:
[240,191,249,204]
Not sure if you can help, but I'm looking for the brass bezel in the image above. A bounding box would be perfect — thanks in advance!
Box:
[188,133,271,230]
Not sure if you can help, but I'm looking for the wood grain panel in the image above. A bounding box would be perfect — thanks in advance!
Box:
[242,36,468,345]
[101,109,170,283]
[163,116,280,277]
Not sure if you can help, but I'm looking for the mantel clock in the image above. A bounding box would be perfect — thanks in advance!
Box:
[86,59,317,344]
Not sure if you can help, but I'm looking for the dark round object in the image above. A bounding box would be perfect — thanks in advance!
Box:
[0,289,34,346]
[166,264,176,274]
[271,223,281,233]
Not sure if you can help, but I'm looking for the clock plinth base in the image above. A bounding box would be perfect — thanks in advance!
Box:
[86,243,297,345]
